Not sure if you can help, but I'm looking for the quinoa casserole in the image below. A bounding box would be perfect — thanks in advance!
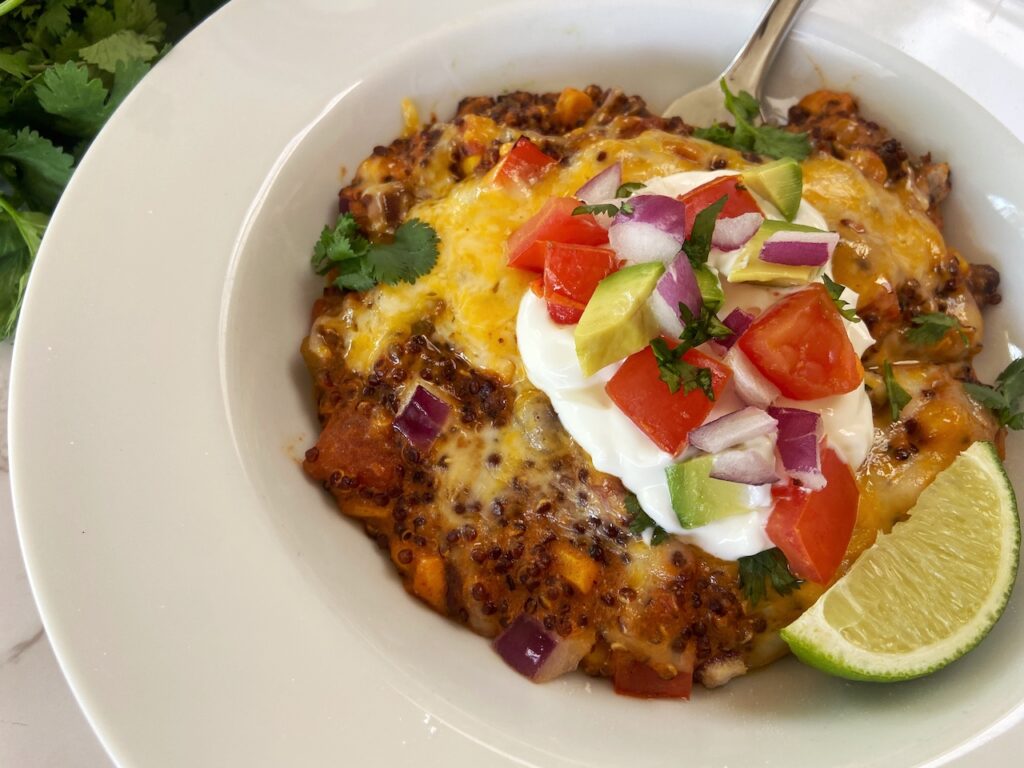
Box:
[299,84,1006,697]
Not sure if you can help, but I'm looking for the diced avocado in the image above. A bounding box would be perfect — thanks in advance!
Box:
[693,263,723,312]
[666,455,761,528]
[741,157,803,221]
[727,219,825,286]
[574,262,664,377]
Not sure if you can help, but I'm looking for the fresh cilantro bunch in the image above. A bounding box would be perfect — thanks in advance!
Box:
[0,0,226,338]
[312,212,439,292]
[693,79,811,161]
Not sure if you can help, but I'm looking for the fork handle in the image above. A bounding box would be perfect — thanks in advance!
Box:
[721,0,808,104]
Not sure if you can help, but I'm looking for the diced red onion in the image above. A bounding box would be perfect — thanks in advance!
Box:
[394,385,450,450]
[493,614,589,682]
[760,231,840,267]
[648,251,702,334]
[608,221,681,264]
[575,162,622,204]
[613,195,688,243]
[688,406,777,454]
[768,406,825,489]
[698,656,748,688]
[725,348,781,408]
[711,307,754,353]
[712,212,764,251]
[710,439,779,486]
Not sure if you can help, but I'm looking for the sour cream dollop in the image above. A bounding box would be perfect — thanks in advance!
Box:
[516,170,875,560]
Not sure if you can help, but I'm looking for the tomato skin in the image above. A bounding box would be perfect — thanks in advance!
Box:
[495,136,557,187]
[507,198,609,272]
[542,243,618,305]
[737,284,863,400]
[612,648,695,699]
[678,175,762,239]
[605,344,731,454]
[544,292,585,324]
[767,446,859,584]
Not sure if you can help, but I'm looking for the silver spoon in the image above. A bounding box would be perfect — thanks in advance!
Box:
[663,0,809,125]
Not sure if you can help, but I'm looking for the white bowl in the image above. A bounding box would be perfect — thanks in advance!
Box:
[12,1,1024,765]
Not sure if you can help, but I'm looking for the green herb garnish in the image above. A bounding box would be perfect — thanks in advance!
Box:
[963,358,1024,429]
[737,548,801,605]
[312,213,439,291]
[650,337,714,399]
[615,181,645,198]
[678,303,732,349]
[906,312,970,347]
[682,194,727,266]
[883,360,912,422]
[0,1,226,339]
[625,492,668,544]
[692,79,811,161]
[822,274,860,323]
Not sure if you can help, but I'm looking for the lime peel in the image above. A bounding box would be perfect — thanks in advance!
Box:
[781,441,1020,682]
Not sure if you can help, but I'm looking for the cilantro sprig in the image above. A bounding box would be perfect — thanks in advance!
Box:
[650,305,730,400]
[693,80,811,161]
[906,312,970,347]
[883,360,912,422]
[737,548,801,605]
[625,492,668,544]
[822,274,861,323]
[0,1,227,339]
[572,181,645,218]
[963,358,1024,430]
[312,213,439,291]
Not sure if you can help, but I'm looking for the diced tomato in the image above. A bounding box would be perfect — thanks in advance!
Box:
[529,277,544,297]
[495,136,557,187]
[544,292,586,324]
[543,243,618,305]
[612,647,695,699]
[766,446,859,584]
[605,344,731,454]
[506,197,609,272]
[678,175,762,239]
[737,283,863,400]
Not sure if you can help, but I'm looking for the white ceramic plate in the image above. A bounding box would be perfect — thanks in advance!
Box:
[11,0,1024,765]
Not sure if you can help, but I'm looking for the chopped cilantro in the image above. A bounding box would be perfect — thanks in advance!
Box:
[625,492,668,544]
[651,336,715,399]
[963,358,1024,430]
[883,360,912,422]
[906,312,970,347]
[615,181,645,198]
[312,213,439,291]
[692,79,811,161]
[678,303,732,349]
[821,274,861,323]
[737,548,801,605]
[682,195,727,266]
[573,200,634,218]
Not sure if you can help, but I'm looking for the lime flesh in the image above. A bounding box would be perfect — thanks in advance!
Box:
[781,441,1020,681]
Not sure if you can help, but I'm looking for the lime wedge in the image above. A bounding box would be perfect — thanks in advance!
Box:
[781,441,1020,681]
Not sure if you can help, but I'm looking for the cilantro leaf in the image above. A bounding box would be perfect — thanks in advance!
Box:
[678,303,731,349]
[34,61,110,137]
[0,195,47,338]
[312,213,439,291]
[821,273,861,323]
[963,358,1024,429]
[573,202,623,218]
[682,194,727,266]
[615,181,645,198]
[692,79,811,161]
[651,336,715,399]
[883,360,911,422]
[906,311,969,347]
[737,548,801,606]
[78,29,160,73]
[0,128,75,211]
[625,492,668,545]
[366,218,439,285]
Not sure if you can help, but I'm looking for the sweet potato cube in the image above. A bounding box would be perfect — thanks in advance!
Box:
[552,542,599,594]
